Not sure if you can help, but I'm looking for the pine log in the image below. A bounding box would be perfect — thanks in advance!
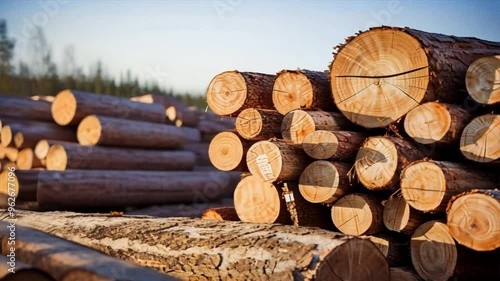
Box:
[184,142,210,165]
[0,96,53,122]
[34,140,75,160]
[367,234,410,267]
[390,267,423,281]
[1,146,18,162]
[411,220,500,281]
[355,136,425,191]
[198,119,235,135]
[0,255,55,281]
[447,189,500,251]
[466,55,500,105]
[298,160,358,204]
[303,130,366,160]
[0,170,39,204]
[77,115,186,148]
[202,207,239,221]
[30,94,55,102]
[208,131,252,171]
[45,143,195,171]
[0,221,178,281]
[125,198,234,217]
[383,196,426,235]
[404,102,472,145]
[130,93,189,112]
[235,108,283,140]
[460,114,500,163]
[401,160,497,213]
[0,119,76,149]
[206,71,276,116]
[37,170,230,210]
[52,89,166,126]
[331,193,384,236]
[174,108,200,127]
[178,126,201,143]
[16,148,44,170]
[272,69,335,114]
[330,26,500,128]
[281,110,354,144]
[246,140,312,182]
[12,210,390,281]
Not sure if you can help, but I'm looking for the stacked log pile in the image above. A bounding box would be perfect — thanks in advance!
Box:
[0,91,237,212]
[205,26,500,281]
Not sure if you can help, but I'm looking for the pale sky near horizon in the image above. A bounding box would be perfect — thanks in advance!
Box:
[1,0,499,96]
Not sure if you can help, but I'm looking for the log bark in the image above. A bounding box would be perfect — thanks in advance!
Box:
[235,108,283,140]
[0,96,53,122]
[45,143,195,171]
[246,140,312,182]
[0,170,39,206]
[206,71,276,116]
[390,267,423,281]
[184,142,210,165]
[298,160,358,204]
[281,110,354,144]
[355,136,425,191]
[272,69,335,114]
[198,119,235,135]
[125,198,234,218]
[0,255,55,281]
[178,126,201,143]
[331,193,385,236]
[404,102,472,145]
[202,207,240,221]
[466,55,500,105]
[52,89,166,126]
[36,170,231,210]
[130,93,189,112]
[447,189,500,251]
[411,220,500,281]
[208,131,252,171]
[330,26,500,128]
[383,195,426,235]
[303,130,366,160]
[173,108,199,127]
[0,221,178,281]
[34,140,75,160]
[16,148,44,170]
[30,95,55,102]
[460,114,500,163]
[77,115,186,148]
[12,210,390,281]
[0,119,76,149]
[401,160,497,213]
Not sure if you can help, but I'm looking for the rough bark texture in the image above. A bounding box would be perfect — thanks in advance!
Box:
[330,26,500,128]
[45,143,195,171]
[206,71,276,116]
[235,109,283,140]
[36,170,230,210]
[77,115,186,149]
[51,89,166,126]
[272,69,335,114]
[0,96,53,122]
[0,221,178,281]
[202,207,240,221]
[11,210,390,281]
[303,130,366,160]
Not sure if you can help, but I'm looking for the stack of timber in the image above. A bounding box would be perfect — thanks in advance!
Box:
[204,26,500,281]
[0,91,237,213]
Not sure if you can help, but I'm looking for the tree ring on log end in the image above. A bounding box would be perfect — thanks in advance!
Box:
[34,140,50,160]
[355,137,398,190]
[404,102,451,144]
[246,141,283,182]
[466,55,500,105]
[330,29,429,128]
[272,71,313,115]
[302,130,339,159]
[235,108,264,139]
[0,126,12,147]
[46,144,68,171]
[51,89,78,126]
[281,110,315,144]
[460,114,500,163]
[77,115,103,145]
[331,194,377,236]
[401,161,446,212]
[208,132,245,171]
[206,71,247,116]
[383,196,411,232]
[299,161,341,204]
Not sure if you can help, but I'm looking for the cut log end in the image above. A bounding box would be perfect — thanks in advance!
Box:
[466,55,500,105]
[14,132,25,148]
[206,71,247,116]
[272,71,313,115]
[404,102,452,144]
[355,137,398,190]
[447,191,500,251]
[411,221,457,281]
[0,125,12,147]
[16,148,42,170]
[0,170,18,207]
[281,110,315,144]
[233,175,281,224]
[460,114,500,163]
[208,132,247,171]
[34,140,50,160]
[45,144,68,171]
[302,130,339,159]
[235,108,264,139]
[401,161,446,212]
[383,196,414,233]
[51,89,77,126]
[76,115,102,145]
[299,161,344,204]
[330,29,429,128]
[331,193,383,236]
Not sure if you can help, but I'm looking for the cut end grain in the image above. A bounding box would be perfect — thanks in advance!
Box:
[460,114,500,163]
[404,102,452,144]
[0,125,12,147]
[401,161,446,212]
[34,140,50,160]
[355,137,398,190]
[383,196,412,232]
[272,70,313,115]
[235,108,264,139]
[206,71,247,116]
[165,106,177,122]
[51,89,78,126]
[330,29,429,128]
[281,110,315,144]
[331,193,383,236]
[246,141,282,182]
[16,148,40,170]
[0,170,19,206]
[208,131,246,171]
[302,130,339,159]
[76,115,102,146]
[299,161,341,204]
[45,144,68,171]
[466,55,500,105]
[13,132,25,148]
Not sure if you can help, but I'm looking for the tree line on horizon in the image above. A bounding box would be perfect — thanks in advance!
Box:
[0,20,207,109]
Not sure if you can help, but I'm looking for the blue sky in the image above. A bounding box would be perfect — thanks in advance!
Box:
[1,0,499,95]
